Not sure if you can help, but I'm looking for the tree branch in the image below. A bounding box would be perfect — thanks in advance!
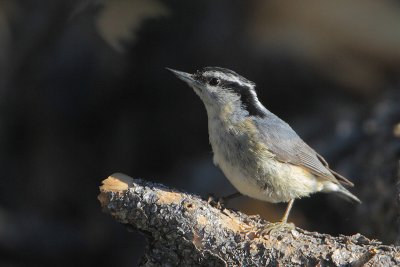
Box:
[98,173,400,266]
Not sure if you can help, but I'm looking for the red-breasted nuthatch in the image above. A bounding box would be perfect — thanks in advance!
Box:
[168,67,360,233]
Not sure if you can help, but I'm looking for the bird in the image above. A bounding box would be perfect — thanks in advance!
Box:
[167,66,361,233]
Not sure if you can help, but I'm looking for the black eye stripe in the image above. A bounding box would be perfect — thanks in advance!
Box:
[193,67,265,117]
[223,82,266,118]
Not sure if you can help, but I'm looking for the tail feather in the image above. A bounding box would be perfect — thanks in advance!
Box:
[335,185,361,204]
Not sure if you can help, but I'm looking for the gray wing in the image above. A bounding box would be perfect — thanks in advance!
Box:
[253,115,353,186]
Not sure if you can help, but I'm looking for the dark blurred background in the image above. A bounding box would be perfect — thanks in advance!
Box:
[1,0,400,266]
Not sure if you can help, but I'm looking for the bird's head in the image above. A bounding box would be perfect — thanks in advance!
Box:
[167,67,266,117]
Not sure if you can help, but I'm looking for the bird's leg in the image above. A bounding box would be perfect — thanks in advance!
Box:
[260,199,295,235]
[281,198,294,224]
[207,192,242,209]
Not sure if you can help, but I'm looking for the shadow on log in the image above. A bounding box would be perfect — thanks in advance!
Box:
[98,173,400,266]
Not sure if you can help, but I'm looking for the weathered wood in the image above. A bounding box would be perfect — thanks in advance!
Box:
[98,173,400,266]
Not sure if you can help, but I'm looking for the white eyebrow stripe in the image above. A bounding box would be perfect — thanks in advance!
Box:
[203,70,267,113]
[202,71,253,88]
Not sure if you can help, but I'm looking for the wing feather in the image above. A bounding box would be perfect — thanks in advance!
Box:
[254,115,352,186]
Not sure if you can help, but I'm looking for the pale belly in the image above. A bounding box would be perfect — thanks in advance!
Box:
[214,153,324,203]
[208,116,325,203]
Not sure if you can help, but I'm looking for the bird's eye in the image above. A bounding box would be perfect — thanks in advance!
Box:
[208,78,220,86]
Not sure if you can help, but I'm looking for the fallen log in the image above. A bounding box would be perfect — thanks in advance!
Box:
[98,173,400,266]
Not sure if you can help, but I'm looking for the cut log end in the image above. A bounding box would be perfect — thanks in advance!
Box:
[100,173,133,192]
[98,173,133,206]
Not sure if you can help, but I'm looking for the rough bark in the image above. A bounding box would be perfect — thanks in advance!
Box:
[98,173,400,266]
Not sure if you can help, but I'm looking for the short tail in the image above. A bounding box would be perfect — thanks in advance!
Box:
[335,185,361,204]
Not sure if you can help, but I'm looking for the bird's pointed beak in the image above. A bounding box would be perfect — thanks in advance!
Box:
[166,68,196,85]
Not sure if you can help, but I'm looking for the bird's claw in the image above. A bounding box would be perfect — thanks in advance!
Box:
[207,194,225,210]
[258,221,295,236]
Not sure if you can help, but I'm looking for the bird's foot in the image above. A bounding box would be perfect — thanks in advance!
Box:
[207,193,225,210]
[258,221,295,236]
[207,192,242,210]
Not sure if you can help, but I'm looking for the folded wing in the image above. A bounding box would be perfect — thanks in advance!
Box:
[254,115,354,187]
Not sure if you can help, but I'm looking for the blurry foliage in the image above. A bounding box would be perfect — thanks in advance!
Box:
[248,0,400,94]
[96,0,169,52]
[0,0,399,266]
